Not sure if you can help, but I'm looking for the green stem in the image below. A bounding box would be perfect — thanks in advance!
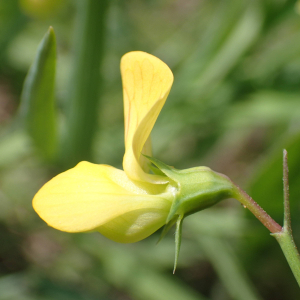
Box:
[282,149,291,231]
[62,0,109,168]
[272,228,300,286]
[231,150,300,286]
[272,150,300,286]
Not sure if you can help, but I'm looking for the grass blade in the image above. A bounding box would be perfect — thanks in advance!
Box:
[20,27,57,161]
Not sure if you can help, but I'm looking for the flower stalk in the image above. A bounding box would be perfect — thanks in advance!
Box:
[230,150,300,287]
[231,183,282,234]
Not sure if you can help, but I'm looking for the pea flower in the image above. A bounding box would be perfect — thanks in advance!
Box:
[33,52,175,243]
[33,52,233,267]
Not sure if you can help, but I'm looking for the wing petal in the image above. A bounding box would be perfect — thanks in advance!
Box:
[33,162,171,239]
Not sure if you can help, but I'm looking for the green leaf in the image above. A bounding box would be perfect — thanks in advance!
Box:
[62,0,109,167]
[20,26,57,161]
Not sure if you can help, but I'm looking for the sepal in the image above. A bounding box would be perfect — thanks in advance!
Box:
[145,155,234,223]
[157,216,177,245]
[174,215,183,274]
[145,155,235,271]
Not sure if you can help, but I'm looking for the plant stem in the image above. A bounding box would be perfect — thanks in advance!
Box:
[282,149,291,231]
[231,184,282,234]
[272,228,300,286]
[272,150,300,286]
[231,150,300,286]
[62,0,109,168]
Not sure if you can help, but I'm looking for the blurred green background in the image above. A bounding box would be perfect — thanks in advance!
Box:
[1,0,300,299]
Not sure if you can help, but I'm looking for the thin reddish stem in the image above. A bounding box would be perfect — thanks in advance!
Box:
[231,184,282,234]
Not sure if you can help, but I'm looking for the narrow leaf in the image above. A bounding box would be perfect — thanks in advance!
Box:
[20,26,57,160]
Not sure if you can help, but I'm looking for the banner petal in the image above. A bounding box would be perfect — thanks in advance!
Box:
[121,51,173,183]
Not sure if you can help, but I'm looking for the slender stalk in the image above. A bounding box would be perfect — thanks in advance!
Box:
[282,149,291,230]
[231,184,282,234]
[62,0,109,168]
[231,150,300,286]
[272,150,300,286]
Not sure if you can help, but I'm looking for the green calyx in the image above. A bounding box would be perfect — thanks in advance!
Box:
[145,155,234,272]
[146,156,234,222]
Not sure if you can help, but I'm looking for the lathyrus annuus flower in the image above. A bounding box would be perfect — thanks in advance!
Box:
[33,51,233,268]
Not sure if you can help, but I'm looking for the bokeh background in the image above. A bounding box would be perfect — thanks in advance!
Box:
[1,0,300,299]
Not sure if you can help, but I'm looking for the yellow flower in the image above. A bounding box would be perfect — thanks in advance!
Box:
[33,51,175,243]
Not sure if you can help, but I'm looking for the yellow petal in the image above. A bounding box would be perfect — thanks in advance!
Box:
[33,162,172,242]
[121,51,174,183]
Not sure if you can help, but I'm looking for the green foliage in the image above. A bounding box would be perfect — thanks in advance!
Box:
[62,0,109,168]
[20,27,57,161]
